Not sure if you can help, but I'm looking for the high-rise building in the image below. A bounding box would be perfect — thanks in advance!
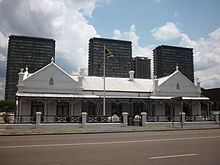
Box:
[5,35,55,100]
[88,37,132,78]
[132,57,151,79]
[153,45,194,82]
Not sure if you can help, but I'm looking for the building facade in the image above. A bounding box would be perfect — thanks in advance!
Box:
[132,57,151,79]
[153,45,194,82]
[15,60,210,123]
[5,35,55,100]
[88,37,132,78]
[202,88,220,112]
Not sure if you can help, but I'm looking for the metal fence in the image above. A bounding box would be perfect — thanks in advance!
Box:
[146,115,181,122]
[185,115,215,122]
[0,114,215,124]
[146,115,215,122]
[41,115,81,123]
[87,115,123,123]
[0,114,123,124]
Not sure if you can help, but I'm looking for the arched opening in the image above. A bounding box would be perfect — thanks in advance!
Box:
[49,77,54,86]
[176,83,180,90]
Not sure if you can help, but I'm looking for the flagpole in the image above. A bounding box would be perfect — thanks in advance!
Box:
[103,44,106,116]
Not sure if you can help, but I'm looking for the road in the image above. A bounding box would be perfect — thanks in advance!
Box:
[0,129,220,165]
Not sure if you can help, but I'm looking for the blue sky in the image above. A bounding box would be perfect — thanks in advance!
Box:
[0,0,220,99]
[89,0,220,46]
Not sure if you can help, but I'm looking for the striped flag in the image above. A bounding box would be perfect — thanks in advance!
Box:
[105,48,115,61]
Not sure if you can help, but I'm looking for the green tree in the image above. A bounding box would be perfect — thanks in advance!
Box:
[0,100,15,112]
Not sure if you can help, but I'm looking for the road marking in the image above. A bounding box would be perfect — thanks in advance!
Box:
[149,153,199,160]
[0,135,219,149]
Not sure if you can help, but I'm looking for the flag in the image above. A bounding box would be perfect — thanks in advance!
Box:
[105,48,115,61]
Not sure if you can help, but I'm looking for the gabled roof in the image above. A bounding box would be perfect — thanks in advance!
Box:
[158,69,195,87]
[23,61,77,82]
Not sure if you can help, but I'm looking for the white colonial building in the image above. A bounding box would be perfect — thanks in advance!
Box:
[15,60,209,123]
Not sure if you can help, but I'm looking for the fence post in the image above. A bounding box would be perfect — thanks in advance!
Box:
[140,112,147,126]
[35,112,42,126]
[81,112,87,127]
[213,111,220,124]
[122,112,128,126]
[179,112,186,128]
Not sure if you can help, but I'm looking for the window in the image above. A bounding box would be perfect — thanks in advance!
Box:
[176,83,180,90]
[49,77,54,86]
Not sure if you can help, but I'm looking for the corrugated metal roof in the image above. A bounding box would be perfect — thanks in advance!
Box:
[16,92,209,100]
[81,76,153,92]
[16,93,99,98]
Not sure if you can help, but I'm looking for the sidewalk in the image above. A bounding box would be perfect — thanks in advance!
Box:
[0,122,219,135]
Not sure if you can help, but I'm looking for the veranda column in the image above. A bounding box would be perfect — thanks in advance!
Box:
[16,98,20,123]
[141,112,147,126]
[213,111,220,124]
[122,112,128,126]
[81,112,87,127]
[35,112,42,126]
[43,100,48,123]
[179,112,186,128]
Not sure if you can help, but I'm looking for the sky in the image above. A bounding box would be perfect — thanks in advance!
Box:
[0,0,220,99]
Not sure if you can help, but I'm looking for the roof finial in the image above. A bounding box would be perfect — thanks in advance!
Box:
[25,66,28,72]
[51,57,54,63]
[176,64,179,71]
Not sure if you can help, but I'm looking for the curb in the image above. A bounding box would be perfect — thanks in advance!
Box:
[1,127,220,136]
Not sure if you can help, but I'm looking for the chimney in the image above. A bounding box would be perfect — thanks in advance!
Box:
[196,78,201,93]
[18,68,25,83]
[129,71,135,81]
[79,68,85,77]
[153,76,159,95]
[78,68,85,88]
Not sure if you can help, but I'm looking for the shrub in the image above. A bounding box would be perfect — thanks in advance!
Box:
[2,112,12,123]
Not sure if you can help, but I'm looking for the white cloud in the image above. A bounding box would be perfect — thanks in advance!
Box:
[151,22,181,41]
[0,77,5,100]
[151,21,220,88]
[0,0,108,99]
[0,53,6,61]
[113,25,153,58]
[0,0,107,72]
[180,28,220,88]
[0,30,7,48]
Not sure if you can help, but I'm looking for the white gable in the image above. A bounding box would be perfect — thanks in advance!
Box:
[18,62,81,94]
[158,70,200,97]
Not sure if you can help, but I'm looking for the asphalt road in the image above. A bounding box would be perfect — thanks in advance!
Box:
[0,129,220,165]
